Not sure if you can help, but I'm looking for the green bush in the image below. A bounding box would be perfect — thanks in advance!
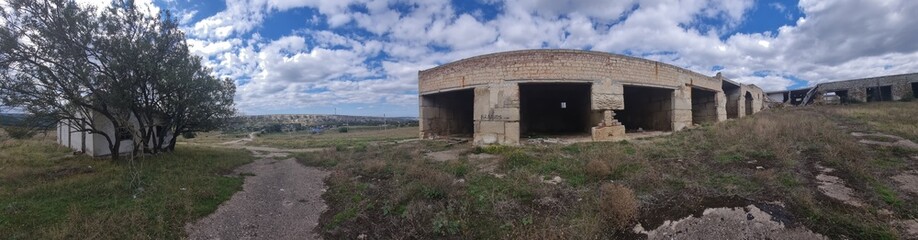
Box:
[338,127,349,133]
[2,126,36,139]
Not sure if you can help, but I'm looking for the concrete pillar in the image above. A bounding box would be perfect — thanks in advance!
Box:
[672,85,692,131]
[473,83,520,145]
[715,91,727,122]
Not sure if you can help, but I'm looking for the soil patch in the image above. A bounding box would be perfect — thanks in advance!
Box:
[424,148,467,162]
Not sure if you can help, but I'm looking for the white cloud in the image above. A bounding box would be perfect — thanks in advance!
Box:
[179,0,918,114]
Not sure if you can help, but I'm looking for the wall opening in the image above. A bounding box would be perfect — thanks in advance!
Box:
[745,92,754,115]
[722,82,740,119]
[616,85,674,132]
[519,83,591,136]
[866,85,892,102]
[691,88,717,125]
[912,82,918,98]
[420,89,474,137]
[822,90,849,104]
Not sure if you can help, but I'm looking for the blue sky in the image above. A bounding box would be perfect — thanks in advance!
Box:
[115,0,918,117]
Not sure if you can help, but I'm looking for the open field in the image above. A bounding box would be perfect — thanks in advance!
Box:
[2,102,915,239]
[250,126,418,149]
[0,130,254,239]
[292,102,918,239]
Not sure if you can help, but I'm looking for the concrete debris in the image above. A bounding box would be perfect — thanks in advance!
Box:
[815,164,864,207]
[850,132,918,149]
[891,171,918,195]
[541,176,563,185]
[633,204,826,240]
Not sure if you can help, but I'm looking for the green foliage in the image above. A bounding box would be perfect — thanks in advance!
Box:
[181,132,197,139]
[338,127,349,133]
[1,126,35,139]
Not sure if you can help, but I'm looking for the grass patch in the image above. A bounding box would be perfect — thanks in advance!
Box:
[291,102,918,239]
[0,135,254,239]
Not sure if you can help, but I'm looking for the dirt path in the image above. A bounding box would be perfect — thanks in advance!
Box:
[185,136,330,239]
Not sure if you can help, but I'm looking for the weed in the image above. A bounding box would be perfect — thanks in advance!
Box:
[432,213,461,236]
[598,183,637,230]
[715,152,744,164]
[584,160,611,180]
[500,150,533,170]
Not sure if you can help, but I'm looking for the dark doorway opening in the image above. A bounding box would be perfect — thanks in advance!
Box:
[745,92,754,116]
[722,82,740,119]
[823,90,849,104]
[911,82,918,98]
[519,83,591,136]
[420,89,474,137]
[866,86,892,102]
[691,88,717,125]
[615,85,674,132]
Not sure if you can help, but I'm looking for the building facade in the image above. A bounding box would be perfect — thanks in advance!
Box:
[418,49,766,145]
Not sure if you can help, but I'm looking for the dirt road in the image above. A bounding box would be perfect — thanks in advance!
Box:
[185,136,330,239]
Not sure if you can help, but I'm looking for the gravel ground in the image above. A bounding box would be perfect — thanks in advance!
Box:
[185,150,329,240]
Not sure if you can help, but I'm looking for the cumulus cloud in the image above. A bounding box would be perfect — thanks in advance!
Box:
[179,0,918,114]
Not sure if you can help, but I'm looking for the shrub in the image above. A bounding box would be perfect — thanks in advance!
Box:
[2,126,35,139]
[585,160,611,180]
[181,132,196,139]
[338,127,349,133]
[598,183,638,229]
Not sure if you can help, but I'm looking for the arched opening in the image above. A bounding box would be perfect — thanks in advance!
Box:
[745,92,754,116]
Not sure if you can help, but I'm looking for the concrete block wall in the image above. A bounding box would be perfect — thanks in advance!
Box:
[419,49,766,145]
[817,73,918,102]
[691,89,719,124]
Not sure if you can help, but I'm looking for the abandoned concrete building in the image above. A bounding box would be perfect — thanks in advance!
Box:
[767,73,918,106]
[418,49,767,145]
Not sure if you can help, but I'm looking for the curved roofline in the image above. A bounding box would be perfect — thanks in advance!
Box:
[419,49,710,78]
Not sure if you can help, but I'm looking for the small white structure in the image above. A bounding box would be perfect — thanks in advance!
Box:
[56,111,173,157]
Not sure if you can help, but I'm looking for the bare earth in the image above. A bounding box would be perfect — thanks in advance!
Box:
[185,149,329,239]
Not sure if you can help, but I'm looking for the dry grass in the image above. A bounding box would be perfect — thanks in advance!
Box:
[818,101,918,142]
[599,183,638,230]
[585,159,611,180]
[292,103,916,239]
[251,127,417,149]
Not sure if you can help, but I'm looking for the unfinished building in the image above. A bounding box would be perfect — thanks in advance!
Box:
[418,49,766,145]
[767,73,918,106]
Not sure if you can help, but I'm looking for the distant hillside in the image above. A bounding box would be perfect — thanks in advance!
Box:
[0,113,29,126]
[222,114,418,132]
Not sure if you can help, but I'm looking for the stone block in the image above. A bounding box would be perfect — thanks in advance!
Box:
[474,133,499,145]
[474,87,490,120]
[591,125,626,141]
[479,121,505,135]
[504,122,520,145]
[482,107,519,121]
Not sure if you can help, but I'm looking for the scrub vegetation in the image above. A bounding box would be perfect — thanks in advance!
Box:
[294,102,918,239]
[0,130,254,239]
[251,126,418,149]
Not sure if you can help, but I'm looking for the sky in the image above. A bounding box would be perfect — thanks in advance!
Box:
[79,0,918,117]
